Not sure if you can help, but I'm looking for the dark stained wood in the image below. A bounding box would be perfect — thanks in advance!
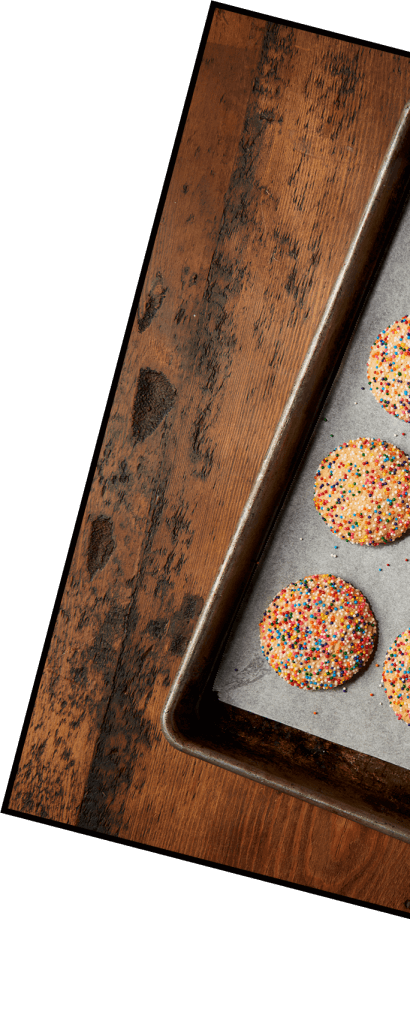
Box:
[6,6,410,913]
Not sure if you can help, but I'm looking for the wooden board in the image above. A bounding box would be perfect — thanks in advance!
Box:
[5,3,410,914]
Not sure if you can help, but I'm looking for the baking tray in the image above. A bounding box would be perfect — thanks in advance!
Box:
[162,101,410,843]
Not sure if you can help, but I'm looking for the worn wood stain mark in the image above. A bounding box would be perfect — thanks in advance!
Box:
[132,367,177,443]
[11,602,126,816]
[137,271,168,332]
[87,516,115,578]
[168,593,204,655]
[76,420,197,832]
[76,592,203,833]
[184,22,297,479]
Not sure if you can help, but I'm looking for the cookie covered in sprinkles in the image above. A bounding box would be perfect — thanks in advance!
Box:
[367,314,410,421]
[259,574,376,690]
[382,630,410,725]
[314,438,410,545]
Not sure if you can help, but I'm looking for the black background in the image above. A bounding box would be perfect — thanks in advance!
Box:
[4,2,410,942]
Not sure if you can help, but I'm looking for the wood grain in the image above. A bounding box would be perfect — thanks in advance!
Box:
[6,6,410,913]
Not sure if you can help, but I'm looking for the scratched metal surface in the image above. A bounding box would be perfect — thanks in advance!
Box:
[214,193,410,770]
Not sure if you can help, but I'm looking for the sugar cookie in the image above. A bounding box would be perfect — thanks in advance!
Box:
[259,574,376,690]
[382,630,410,725]
[367,314,410,421]
[314,438,410,545]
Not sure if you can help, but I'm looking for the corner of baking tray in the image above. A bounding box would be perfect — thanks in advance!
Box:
[160,603,211,753]
[160,685,187,753]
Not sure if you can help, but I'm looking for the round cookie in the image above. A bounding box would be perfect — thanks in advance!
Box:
[367,314,410,421]
[382,630,410,725]
[259,574,376,690]
[314,437,410,545]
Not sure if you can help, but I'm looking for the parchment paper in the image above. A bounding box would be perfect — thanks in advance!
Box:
[214,193,410,770]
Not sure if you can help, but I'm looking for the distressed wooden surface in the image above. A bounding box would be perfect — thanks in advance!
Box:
[7,7,410,912]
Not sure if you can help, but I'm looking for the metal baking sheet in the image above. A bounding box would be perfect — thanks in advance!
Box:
[162,99,410,839]
[214,192,410,771]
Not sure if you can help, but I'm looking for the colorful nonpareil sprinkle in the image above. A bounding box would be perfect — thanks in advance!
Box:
[259,574,376,690]
[367,314,410,421]
[382,630,410,725]
[313,437,410,545]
